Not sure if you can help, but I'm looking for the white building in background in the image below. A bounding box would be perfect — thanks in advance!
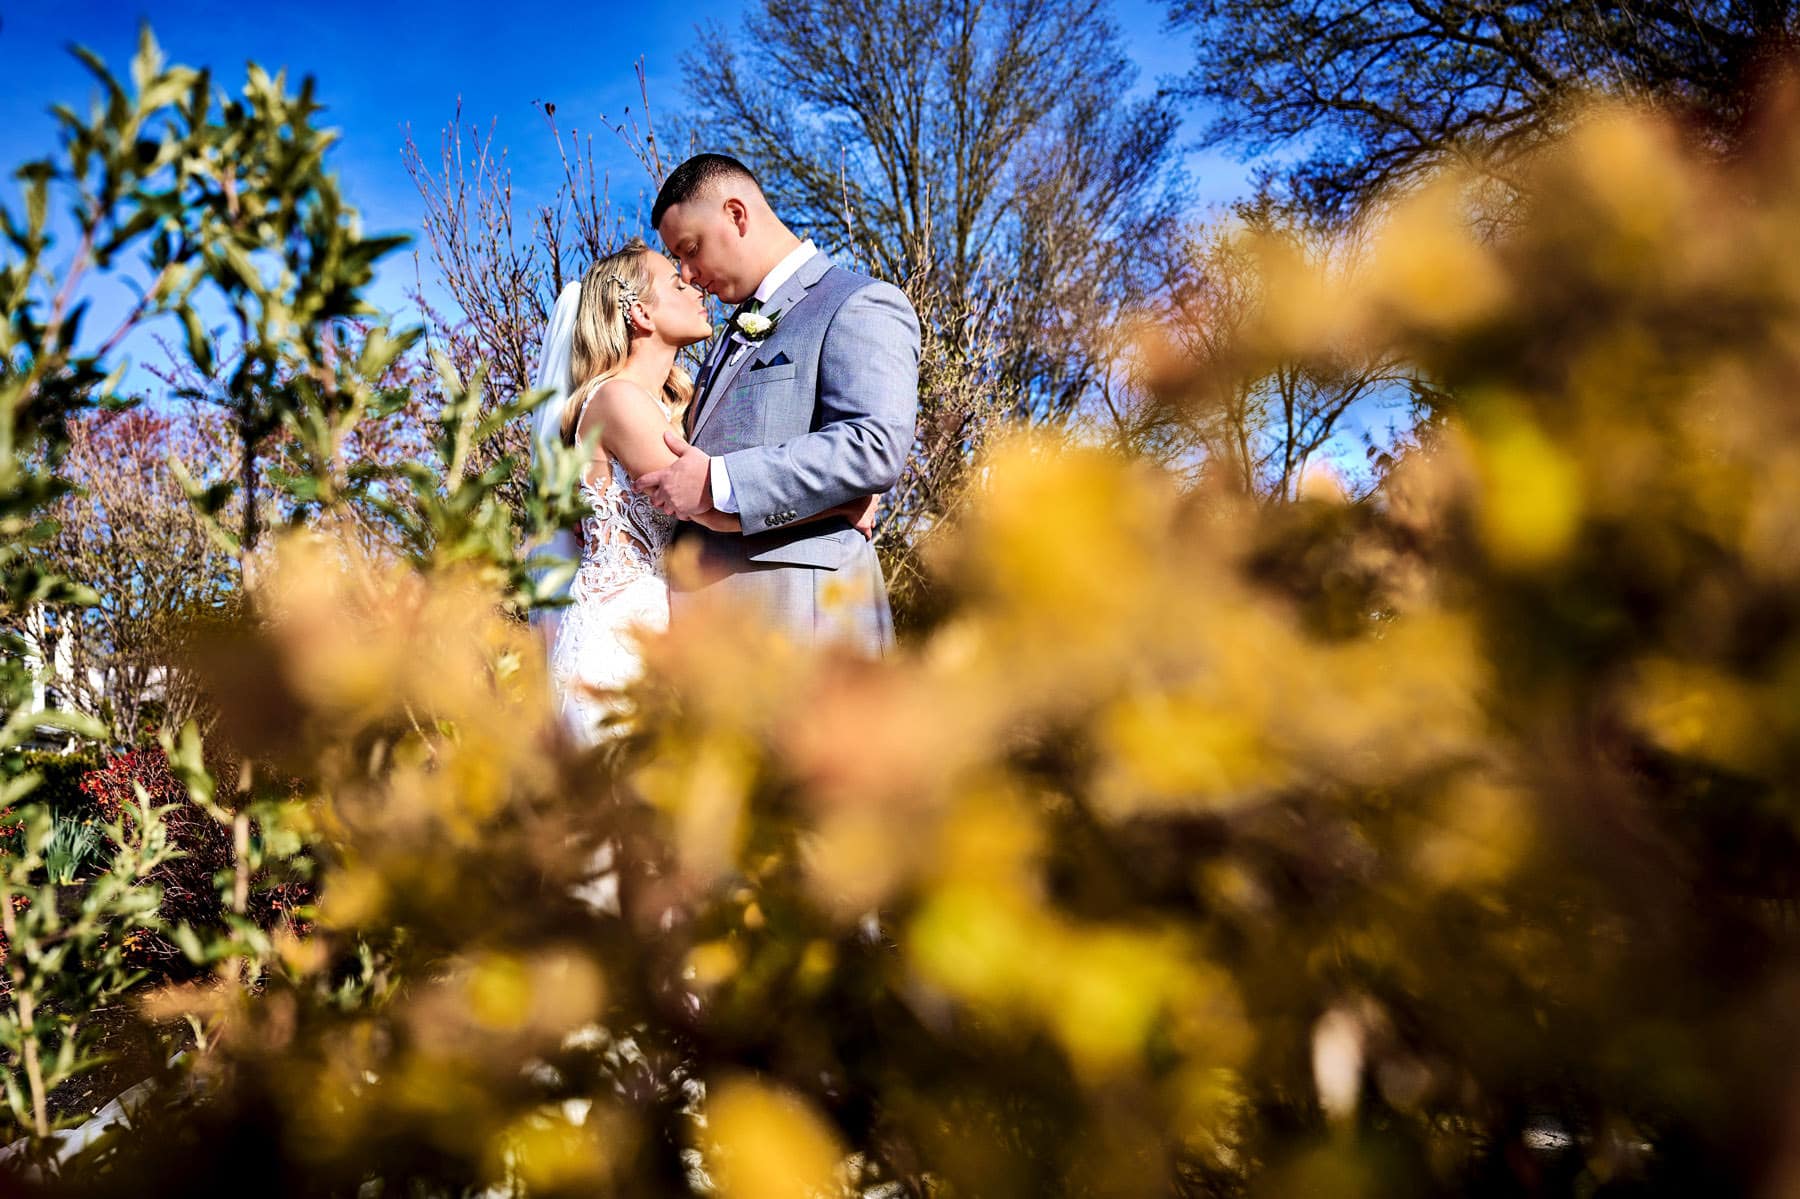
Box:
[22,603,72,712]
[14,603,107,751]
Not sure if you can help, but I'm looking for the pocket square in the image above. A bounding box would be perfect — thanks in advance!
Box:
[750,351,792,371]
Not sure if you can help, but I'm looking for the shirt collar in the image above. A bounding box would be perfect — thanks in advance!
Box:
[753,239,819,305]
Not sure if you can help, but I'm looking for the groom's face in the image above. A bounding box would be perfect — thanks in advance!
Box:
[657,198,753,305]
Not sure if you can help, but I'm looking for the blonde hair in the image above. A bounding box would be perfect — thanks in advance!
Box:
[560,238,695,445]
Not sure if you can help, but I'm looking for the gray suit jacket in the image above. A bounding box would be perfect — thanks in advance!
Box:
[674,252,920,654]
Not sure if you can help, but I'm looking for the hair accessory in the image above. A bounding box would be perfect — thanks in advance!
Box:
[608,274,641,312]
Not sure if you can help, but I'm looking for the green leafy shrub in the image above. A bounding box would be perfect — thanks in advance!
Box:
[78,745,311,975]
[3,750,106,821]
[0,22,583,1156]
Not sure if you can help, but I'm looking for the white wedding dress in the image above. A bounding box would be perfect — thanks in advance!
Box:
[548,396,677,743]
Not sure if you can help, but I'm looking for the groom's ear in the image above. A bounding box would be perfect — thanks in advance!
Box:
[724,195,750,235]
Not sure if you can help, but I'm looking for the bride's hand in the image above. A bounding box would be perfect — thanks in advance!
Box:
[850,494,880,541]
[691,507,741,533]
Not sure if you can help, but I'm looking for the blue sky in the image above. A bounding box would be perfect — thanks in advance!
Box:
[2,3,1404,488]
[0,0,1251,327]
[3,0,1326,467]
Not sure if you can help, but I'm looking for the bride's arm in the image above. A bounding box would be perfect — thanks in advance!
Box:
[585,383,881,539]
[691,494,879,540]
[577,381,681,482]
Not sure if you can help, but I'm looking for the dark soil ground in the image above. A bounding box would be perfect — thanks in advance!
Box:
[0,1002,191,1147]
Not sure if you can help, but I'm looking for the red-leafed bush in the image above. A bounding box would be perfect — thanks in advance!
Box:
[78,747,312,972]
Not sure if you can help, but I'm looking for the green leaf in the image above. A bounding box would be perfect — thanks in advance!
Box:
[179,305,214,376]
[167,455,243,556]
[70,45,126,116]
[428,347,464,395]
[159,721,216,809]
[269,466,321,503]
[23,708,107,743]
[170,922,207,964]
[130,24,165,96]
[24,174,47,240]
[0,772,43,809]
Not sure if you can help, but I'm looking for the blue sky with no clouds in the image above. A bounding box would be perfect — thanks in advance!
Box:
[0,0,1258,395]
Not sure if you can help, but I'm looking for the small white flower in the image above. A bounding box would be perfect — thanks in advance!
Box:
[736,311,774,337]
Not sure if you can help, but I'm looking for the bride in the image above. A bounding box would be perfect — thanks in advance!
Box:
[546,239,875,742]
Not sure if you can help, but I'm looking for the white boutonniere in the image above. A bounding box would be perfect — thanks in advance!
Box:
[733,307,781,340]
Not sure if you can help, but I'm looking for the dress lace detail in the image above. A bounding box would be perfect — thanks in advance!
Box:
[548,395,677,743]
[568,457,676,604]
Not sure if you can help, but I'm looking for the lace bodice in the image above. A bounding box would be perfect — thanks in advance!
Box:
[571,454,677,601]
[548,385,678,744]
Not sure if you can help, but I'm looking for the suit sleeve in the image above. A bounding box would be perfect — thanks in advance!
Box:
[717,281,920,533]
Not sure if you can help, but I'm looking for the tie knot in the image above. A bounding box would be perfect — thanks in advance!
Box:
[739,297,764,316]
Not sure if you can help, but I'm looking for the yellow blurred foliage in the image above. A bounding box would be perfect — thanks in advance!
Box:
[701,1077,847,1199]
[113,83,1800,1197]
[1362,176,1511,333]
[489,1106,624,1194]
[1466,406,1585,567]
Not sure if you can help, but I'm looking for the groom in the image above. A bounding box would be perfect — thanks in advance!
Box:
[637,154,920,654]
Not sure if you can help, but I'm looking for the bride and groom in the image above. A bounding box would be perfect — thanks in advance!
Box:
[530,154,921,740]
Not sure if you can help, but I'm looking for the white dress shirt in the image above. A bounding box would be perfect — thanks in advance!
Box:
[709,239,819,513]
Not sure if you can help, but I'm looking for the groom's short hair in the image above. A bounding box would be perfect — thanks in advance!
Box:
[653,154,760,227]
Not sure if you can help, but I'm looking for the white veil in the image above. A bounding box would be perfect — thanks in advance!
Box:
[527,279,585,629]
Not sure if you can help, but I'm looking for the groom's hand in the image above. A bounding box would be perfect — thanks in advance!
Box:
[637,429,713,519]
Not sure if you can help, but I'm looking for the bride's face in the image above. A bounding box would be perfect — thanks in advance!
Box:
[643,253,715,347]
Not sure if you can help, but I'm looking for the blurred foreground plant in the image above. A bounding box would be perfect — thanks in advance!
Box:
[21,36,1800,1199]
[0,26,584,1160]
[0,788,174,1142]
[579,79,1800,1196]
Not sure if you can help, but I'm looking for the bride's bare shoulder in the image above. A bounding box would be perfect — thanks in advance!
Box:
[579,377,661,430]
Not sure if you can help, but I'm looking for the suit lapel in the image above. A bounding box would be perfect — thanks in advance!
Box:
[685,327,738,436]
[691,252,833,443]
